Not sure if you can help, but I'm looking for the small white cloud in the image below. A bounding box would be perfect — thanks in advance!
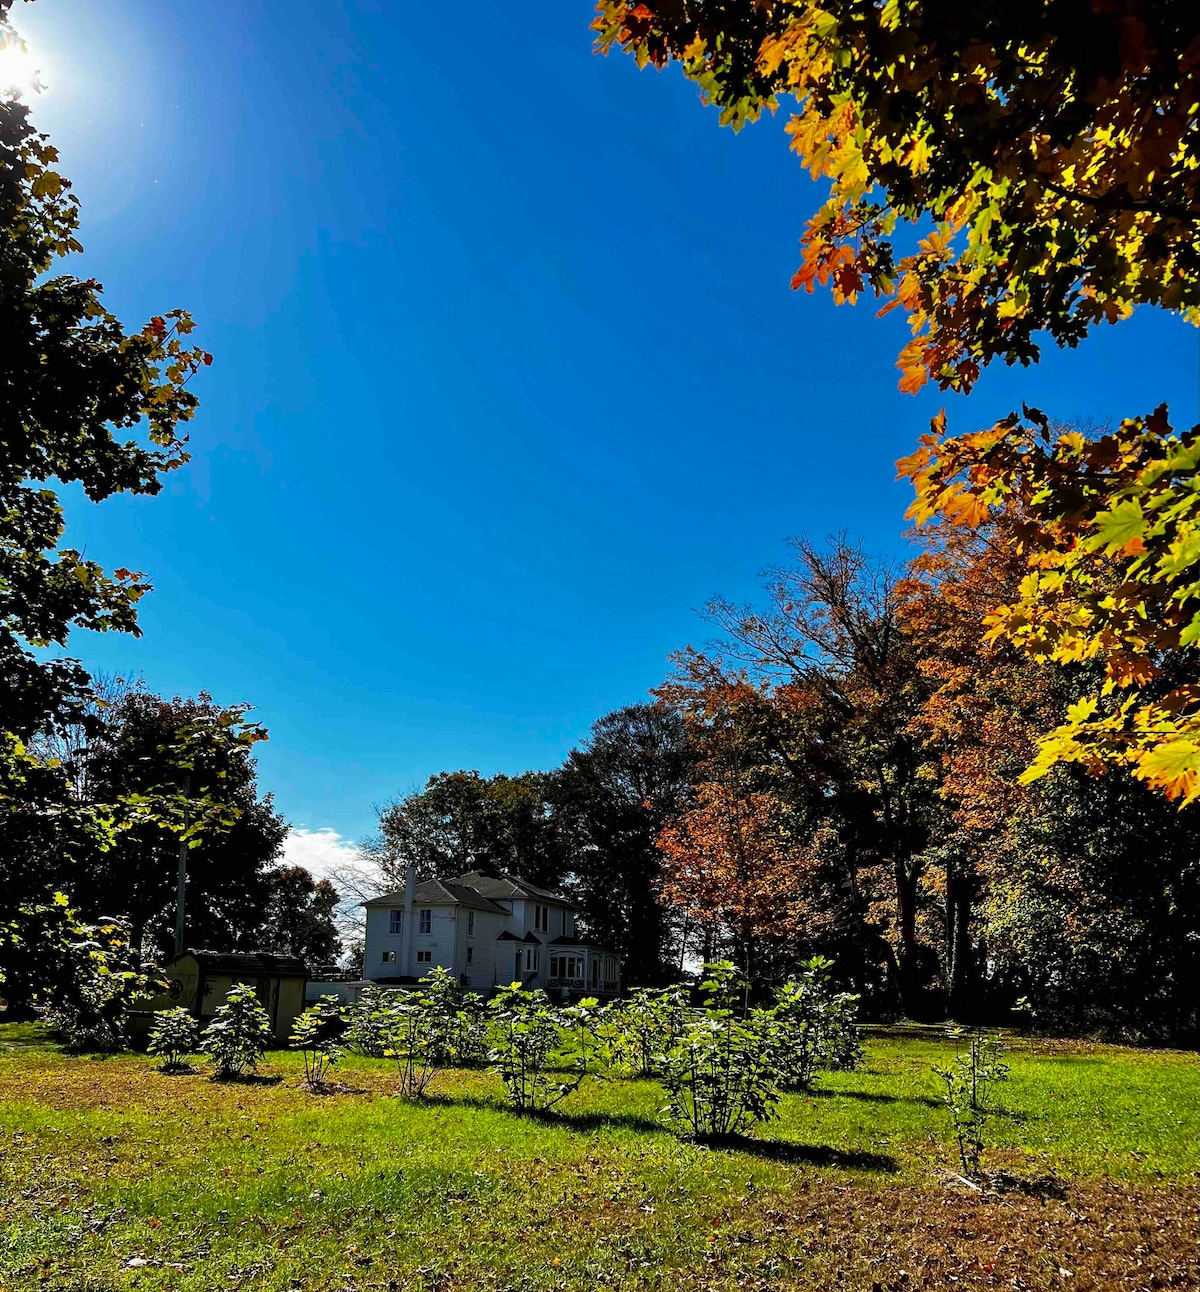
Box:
[280,827,362,882]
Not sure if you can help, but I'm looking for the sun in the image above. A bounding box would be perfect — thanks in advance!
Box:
[0,32,44,99]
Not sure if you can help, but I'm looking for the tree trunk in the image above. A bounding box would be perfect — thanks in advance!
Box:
[893,858,926,1018]
[945,853,977,1021]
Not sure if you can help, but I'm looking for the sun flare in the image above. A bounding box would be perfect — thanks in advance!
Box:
[0,34,44,99]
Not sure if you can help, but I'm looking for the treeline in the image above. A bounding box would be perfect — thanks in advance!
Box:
[375,530,1197,1043]
[1,682,341,994]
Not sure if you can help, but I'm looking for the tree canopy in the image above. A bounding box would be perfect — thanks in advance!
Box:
[594,0,1199,393]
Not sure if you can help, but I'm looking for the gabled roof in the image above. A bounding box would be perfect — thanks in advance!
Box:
[496,930,543,943]
[362,879,508,914]
[180,949,308,977]
[452,870,575,906]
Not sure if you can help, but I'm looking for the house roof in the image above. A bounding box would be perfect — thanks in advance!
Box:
[181,949,308,977]
[361,870,574,911]
[496,930,543,943]
[362,879,509,914]
[452,870,576,906]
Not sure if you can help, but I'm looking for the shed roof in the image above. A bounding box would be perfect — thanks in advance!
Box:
[181,949,308,977]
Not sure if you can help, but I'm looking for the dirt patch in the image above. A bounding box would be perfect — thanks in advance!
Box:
[752,1176,1197,1291]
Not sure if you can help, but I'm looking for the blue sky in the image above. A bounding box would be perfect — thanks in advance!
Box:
[16,0,1199,869]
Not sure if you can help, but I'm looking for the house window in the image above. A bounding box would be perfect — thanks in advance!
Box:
[416,949,432,964]
[381,951,396,963]
[466,946,474,964]
[590,959,599,986]
[535,904,549,932]
[550,955,583,981]
[418,909,432,934]
[529,949,540,972]
[389,910,403,934]
[467,910,475,935]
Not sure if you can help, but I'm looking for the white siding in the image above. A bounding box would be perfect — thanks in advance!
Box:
[411,905,457,974]
[364,906,406,981]
[363,891,605,993]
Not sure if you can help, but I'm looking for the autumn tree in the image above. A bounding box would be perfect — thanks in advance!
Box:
[657,779,820,983]
[902,406,1200,803]
[594,0,1200,798]
[594,0,1198,393]
[661,537,943,1014]
[897,518,1066,1013]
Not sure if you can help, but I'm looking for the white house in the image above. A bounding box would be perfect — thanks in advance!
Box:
[361,870,622,997]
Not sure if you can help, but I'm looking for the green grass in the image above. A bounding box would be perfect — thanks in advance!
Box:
[0,1025,1195,1291]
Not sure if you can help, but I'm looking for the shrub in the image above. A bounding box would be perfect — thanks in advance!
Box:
[351,977,457,1097]
[658,962,780,1140]
[933,1028,1010,1178]
[417,966,491,1066]
[454,990,491,1066]
[601,985,690,1078]
[290,995,347,1089]
[770,956,863,1091]
[202,983,273,1079]
[487,982,602,1113]
[7,897,160,1053]
[345,985,395,1057]
[148,1007,199,1072]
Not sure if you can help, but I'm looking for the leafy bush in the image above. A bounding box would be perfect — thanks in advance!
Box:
[34,905,161,1054]
[601,985,690,1078]
[658,962,780,1140]
[418,966,491,1066]
[344,985,395,1057]
[350,977,457,1097]
[148,1007,199,1072]
[290,995,347,1089]
[770,957,863,1091]
[487,982,602,1113]
[202,983,273,1079]
[453,990,491,1066]
[933,1028,1010,1178]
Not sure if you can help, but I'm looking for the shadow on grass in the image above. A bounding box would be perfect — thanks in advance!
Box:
[211,1071,283,1086]
[707,1135,899,1173]
[805,1087,941,1109]
[424,1091,898,1171]
[426,1090,664,1135]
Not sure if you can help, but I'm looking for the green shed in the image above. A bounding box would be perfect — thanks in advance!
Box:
[144,949,308,1043]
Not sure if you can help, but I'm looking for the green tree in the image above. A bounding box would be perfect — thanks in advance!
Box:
[554,704,696,985]
[1,5,210,744]
[67,688,285,958]
[1,1,210,940]
[375,769,569,887]
[259,865,342,967]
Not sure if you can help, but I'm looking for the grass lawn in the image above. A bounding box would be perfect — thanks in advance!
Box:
[0,1023,1195,1291]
